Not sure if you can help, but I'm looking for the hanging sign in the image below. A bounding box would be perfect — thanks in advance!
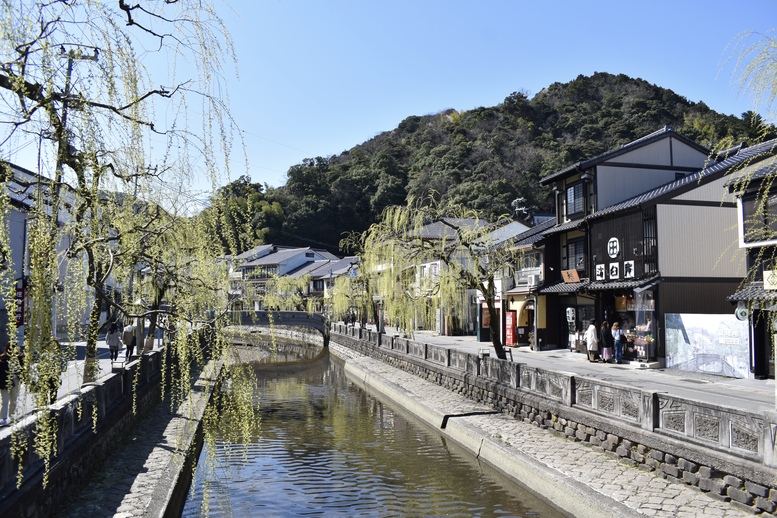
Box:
[764,269,777,290]
[735,301,749,321]
[561,269,580,283]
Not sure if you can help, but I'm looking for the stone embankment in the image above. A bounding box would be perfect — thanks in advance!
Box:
[329,324,777,517]
[21,321,776,517]
[0,329,218,518]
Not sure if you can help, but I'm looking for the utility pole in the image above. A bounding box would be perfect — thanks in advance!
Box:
[49,45,98,341]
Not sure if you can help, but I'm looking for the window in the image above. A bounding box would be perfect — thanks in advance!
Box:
[742,193,777,245]
[566,182,585,217]
[642,207,657,273]
[566,238,586,273]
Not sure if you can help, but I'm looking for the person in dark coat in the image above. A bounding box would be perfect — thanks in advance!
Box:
[600,321,613,363]
[0,343,9,425]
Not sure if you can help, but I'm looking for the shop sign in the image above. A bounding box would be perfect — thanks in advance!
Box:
[595,264,605,280]
[623,261,635,278]
[607,237,620,258]
[764,269,777,290]
[609,262,620,279]
[735,301,749,321]
[561,269,580,283]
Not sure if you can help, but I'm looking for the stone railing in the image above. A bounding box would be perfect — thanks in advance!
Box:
[329,323,777,515]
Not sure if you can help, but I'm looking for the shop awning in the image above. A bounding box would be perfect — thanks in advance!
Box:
[586,273,661,292]
[728,281,777,303]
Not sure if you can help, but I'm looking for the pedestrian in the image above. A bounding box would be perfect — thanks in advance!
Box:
[612,322,625,364]
[599,321,613,363]
[0,342,10,425]
[105,321,121,362]
[123,324,136,361]
[584,319,599,362]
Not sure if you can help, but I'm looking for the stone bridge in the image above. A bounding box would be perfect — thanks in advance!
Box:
[232,310,329,344]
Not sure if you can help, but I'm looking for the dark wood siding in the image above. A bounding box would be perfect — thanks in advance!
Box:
[590,212,644,274]
[657,281,739,315]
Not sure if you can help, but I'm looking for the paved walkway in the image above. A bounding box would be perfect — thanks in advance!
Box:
[4,338,161,424]
[342,342,760,518]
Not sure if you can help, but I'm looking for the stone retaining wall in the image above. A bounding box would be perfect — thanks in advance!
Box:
[0,329,212,518]
[329,324,777,516]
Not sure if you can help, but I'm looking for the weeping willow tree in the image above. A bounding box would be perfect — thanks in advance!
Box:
[261,274,315,313]
[329,270,374,328]
[0,0,260,487]
[725,29,777,406]
[355,198,524,360]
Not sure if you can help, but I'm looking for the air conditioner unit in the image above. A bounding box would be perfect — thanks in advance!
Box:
[527,274,540,287]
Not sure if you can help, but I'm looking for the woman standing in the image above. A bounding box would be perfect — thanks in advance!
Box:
[612,322,625,364]
[599,321,613,363]
[584,319,599,362]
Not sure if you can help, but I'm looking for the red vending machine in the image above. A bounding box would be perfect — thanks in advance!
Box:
[505,310,516,347]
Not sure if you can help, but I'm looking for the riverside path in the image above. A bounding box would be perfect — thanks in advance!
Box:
[52,326,776,517]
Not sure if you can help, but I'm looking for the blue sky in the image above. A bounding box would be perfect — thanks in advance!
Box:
[221,1,777,190]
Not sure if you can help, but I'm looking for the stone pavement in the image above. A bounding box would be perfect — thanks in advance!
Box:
[57,355,218,518]
[341,345,760,518]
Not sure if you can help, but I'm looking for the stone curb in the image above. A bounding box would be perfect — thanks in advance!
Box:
[339,348,754,518]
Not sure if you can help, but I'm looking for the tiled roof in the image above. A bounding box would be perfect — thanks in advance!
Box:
[241,247,311,267]
[542,219,584,237]
[727,281,777,302]
[415,218,485,240]
[724,150,777,190]
[539,278,589,294]
[539,126,707,185]
[511,218,556,247]
[233,244,274,261]
[586,273,661,292]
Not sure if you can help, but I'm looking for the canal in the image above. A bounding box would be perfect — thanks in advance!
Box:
[182,343,565,517]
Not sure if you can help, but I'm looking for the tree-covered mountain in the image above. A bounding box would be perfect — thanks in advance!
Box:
[202,72,773,256]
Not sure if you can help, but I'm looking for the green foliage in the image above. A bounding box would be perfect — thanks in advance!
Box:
[199,176,284,256]
[256,73,757,255]
[356,197,523,359]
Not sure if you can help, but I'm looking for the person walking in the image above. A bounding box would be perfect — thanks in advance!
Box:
[612,322,625,364]
[123,324,136,361]
[0,342,10,425]
[105,322,121,362]
[599,321,613,363]
[584,319,599,362]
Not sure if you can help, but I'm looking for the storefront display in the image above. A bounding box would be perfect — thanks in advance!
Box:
[614,289,655,360]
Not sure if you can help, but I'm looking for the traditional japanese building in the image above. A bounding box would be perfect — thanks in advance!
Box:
[725,141,777,379]
[537,126,710,353]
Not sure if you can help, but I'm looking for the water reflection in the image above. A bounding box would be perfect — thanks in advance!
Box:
[183,343,563,517]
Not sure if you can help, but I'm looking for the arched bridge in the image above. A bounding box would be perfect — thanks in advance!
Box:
[232,310,329,344]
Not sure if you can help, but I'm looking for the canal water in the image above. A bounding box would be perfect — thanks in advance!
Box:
[182,344,564,517]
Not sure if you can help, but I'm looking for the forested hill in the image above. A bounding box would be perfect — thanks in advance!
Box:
[203,72,771,255]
